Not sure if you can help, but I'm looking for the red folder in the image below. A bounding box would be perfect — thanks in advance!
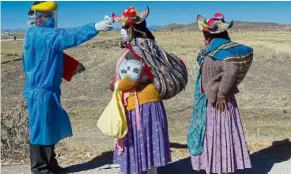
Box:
[63,53,79,82]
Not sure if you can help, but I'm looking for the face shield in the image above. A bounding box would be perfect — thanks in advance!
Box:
[28,10,58,28]
[28,1,58,28]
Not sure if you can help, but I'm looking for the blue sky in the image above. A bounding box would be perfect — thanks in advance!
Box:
[1,1,291,29]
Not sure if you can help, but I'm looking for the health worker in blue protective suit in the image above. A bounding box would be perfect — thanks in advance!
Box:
[22,1,113,174]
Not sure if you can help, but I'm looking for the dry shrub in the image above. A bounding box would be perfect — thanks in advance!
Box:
[1,100,29,162]
[4,53,19,57]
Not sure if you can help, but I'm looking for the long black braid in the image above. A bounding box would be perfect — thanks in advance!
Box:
[131,20,155,42]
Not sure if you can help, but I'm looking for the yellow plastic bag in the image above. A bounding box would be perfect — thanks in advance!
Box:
[97,90,128,138]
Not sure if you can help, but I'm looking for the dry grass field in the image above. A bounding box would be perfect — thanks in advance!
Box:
[1,31,291,165]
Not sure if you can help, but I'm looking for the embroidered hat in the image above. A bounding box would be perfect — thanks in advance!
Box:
[197,12,234,34]
[112,6,149,27]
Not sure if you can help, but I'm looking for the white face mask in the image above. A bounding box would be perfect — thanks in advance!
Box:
[120,28,129,43]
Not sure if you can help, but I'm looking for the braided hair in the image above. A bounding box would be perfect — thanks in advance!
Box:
[203,31,231,41]
[203,31,231,49]
[130,20,155,42]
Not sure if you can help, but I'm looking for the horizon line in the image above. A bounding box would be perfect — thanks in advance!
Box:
[2,20,291,30]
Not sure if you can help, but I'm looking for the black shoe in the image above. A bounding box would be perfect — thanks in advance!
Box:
[50,165,69,174]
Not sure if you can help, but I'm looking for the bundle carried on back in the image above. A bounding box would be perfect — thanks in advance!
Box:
[128,37,188,100]
[199,38,253,85]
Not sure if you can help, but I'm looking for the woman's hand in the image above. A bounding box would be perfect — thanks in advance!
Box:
[108,77,115,91]
[119,41,128,48]
[215,98,228,112]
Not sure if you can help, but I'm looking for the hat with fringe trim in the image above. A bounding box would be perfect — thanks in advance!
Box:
[112,6,149,27]
[197,12,234,34]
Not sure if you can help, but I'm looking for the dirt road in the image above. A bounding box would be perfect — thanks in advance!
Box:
[2,158,291,174]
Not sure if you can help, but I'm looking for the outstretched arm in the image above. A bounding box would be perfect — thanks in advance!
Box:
[52,23,99,50]
[52,16,113,50]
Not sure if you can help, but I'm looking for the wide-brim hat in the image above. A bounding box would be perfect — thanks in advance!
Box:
[112,6,149,27]
[197,12,234,34]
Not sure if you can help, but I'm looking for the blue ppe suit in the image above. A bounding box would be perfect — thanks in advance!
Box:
[23,19,98,145]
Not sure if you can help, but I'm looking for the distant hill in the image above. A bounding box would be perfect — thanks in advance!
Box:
[1,29,26,33]
[154,21,291,32]
[3,21,290,34]
[113,25,162,31]
[148,25,162,30]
